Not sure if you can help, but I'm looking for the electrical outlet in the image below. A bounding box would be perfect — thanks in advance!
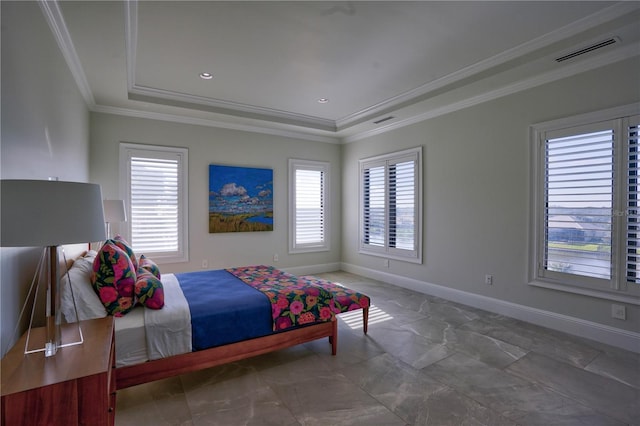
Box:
[611,304,626,320]
[273,253,279,262]
[201,259,208,269]
[485,274,493,285]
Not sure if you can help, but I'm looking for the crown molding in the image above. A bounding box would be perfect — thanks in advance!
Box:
[38,0,95,106]
[41,0,639,146]
[128,84,337,132]
[125,0,335,132]
[335,2,640,130]
[125,0,137,93]
[91,104,340,144]
[343,42,640,143]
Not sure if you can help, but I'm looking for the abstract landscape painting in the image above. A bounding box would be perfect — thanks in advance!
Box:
[209,164,273,233]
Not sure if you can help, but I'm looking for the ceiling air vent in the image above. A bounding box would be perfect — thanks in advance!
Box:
[555,37,620,62]
[373,116,394,125]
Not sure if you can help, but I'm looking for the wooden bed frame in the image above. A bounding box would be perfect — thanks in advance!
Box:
[116,308,369,390]
[68,250,371,390]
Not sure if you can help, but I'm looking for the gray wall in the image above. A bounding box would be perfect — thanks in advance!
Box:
[89,113,342,274]
[341,57,640,335]
[2,1,638,358]
[1,2,91,355]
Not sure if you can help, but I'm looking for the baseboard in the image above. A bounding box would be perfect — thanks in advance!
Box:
[341,263,640,354]
[283,262,342,277]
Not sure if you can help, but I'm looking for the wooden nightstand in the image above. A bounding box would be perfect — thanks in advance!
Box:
[1,316,116,426]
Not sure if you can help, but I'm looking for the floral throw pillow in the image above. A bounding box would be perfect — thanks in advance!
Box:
[108,235,138,270]
[135,269,165,309]
[91,242,136,316]
[139,254,161,279]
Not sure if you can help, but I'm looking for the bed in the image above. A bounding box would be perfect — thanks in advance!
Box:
[60,248,370,390]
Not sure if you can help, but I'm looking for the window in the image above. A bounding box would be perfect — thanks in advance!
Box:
[120,143,189,263]
[359,147,422,263]
[530,105,639,302]
[289,159,330,253]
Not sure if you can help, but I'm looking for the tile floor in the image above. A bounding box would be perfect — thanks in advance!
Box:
[115,271,640,426]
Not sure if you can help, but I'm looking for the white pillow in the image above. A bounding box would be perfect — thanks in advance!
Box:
[60,251,108,322]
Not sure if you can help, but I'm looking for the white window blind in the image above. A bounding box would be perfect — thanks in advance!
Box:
[295,169,325,245]
[360,147,422,263]
[120,144,188,263]
[289,159,330,253]
[363,164,386,247]
[389,160,416,251]
[530,106,640,302]
[626,121,640,284]
[543,129,613,280]
[130,156,179,253]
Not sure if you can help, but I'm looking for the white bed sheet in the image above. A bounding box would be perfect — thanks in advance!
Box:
[114,306,147,367]
[114,273,192,367]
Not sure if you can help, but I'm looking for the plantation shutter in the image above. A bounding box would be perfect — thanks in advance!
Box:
[389,159,416,251]
[362,163,386,248]
[360,147,421,262]
[543,128,614,280]
[130,155,180,253]
[289,159,330,253]
[295,168,325,245]
[626,116,640,284]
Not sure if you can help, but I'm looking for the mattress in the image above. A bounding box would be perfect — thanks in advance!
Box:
[114,272,191,366]
[112,268,349,367]
[114,306,147,367]
[112,270,272,365]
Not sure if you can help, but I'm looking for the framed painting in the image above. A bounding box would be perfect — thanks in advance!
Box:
[209,164,273,233]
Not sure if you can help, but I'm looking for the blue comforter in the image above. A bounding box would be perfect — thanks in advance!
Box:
[175,269,273,351]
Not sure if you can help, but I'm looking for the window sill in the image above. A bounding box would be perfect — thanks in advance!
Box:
[529,279,640,306]
[289,246,330,255]
[359,249,422,264]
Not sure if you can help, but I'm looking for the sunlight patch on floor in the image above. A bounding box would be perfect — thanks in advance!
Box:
[339,305,393,330]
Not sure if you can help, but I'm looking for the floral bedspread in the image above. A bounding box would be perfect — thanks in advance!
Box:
[297,275,370,313]
[226,265,335,331]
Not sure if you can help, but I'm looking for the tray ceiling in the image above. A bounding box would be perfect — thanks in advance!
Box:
[49,1,640,142]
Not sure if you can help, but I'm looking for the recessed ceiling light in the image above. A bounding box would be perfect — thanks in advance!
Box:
[317,98,329,104]
[199,72,213,80]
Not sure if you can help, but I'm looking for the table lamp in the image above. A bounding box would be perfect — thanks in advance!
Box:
[1,180,106,357]
[103,199,127,238]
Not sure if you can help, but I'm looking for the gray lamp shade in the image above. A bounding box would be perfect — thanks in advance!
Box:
[1,180,106,247]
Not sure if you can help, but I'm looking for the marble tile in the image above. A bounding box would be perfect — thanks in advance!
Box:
[340,353,516,425]
[115,272,640,426]
[403,316,528,367]
[423,352,627,425]
[179,363,300,426]
[366,299,430,326]
[366,320,454,369]
[236,343,318,373]
[419,299,484,327]
[269,372,406,426]
[370,290,433,316]
[459,316,602,368]
[115,376,193,426]
[506,351,640,424]
[412,386,519,426]
[584,343,640,389]
[293,406,407,426]
[253,351,405,425]
[304,323,386,370]
[440,326,528,369]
